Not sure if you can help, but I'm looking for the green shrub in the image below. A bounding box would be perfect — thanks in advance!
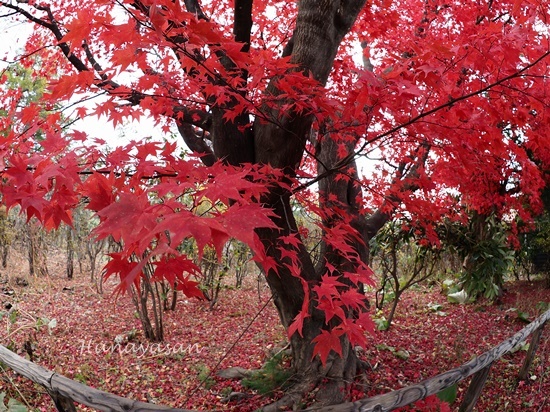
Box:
[0,392,28,412]
[195,364,216,389]
[242,354,292,395]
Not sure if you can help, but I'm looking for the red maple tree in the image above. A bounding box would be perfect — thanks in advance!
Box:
[1,0,549,409]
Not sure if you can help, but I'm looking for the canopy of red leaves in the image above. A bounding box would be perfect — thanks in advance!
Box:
[0,0,549,368]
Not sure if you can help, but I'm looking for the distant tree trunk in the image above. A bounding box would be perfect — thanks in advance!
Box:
[66,227,74,279]
[27,225,35,277]
[26,221,48,277]
[87,237,107,289]
[0,205,10,268]
[1,245,7,269]
[131,262,164,342]
[387,290,402,327]
[170,285,178,311]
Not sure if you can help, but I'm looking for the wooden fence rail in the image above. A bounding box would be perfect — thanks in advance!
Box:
[0,308,548,412]
[314,308,549,412]
[0,344,191,412]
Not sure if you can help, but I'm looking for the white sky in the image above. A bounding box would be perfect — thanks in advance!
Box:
[0,16,165,148]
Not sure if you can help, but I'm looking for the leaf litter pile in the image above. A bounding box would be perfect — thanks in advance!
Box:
[0,257,548,411]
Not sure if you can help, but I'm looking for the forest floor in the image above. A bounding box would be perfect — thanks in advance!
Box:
[0,248,548,411]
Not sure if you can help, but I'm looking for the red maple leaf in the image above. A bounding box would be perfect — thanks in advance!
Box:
[288,278,311,338]
[81,173,116,212]
[103,252,144,295]
[152,257,204,299]
[288,309,310,339]
[94,192,157,250]
[311,329,344,365]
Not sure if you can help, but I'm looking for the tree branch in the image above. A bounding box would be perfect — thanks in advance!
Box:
[183,0,208,20]
[233,0,253,53]
[363,142,431,241]
[176,122,216,166]
[357,50,550,158]
[173,106,212,131]
[2,0,214,134]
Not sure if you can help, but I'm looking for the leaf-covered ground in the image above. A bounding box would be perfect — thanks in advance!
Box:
[0,250,548,411]
[359,282,549,411]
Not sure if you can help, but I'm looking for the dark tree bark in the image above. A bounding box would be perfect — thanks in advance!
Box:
[219,1,374,409]
[66,227,74,280]
[200,1,376,409]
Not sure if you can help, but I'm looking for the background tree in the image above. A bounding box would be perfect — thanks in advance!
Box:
[0,205,12,268]
[440,211,516,300]
[370,220,442,328]
[1,0,549,409]
[519,186,550,287]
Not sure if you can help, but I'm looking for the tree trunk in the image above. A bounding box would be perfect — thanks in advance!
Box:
[66,227,74,280]
[27,224,36,277]
[0,206,9,268]
[207,1,376,408]
[256,191,362,408]
[386,291,402,328]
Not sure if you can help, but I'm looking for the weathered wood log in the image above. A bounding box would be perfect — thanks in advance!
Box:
[311,308,550,412]
[216,366,255,379]
[518,320,547,381]
[0,345,194,412]
[458,364,492,412]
